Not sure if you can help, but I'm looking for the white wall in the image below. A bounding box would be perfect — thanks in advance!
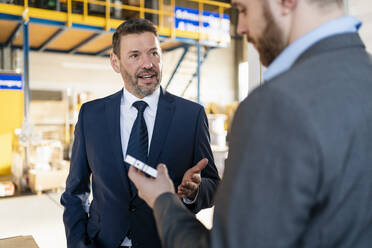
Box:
[199,45,235,105]
[350,0,372,53]
[28,51,123,99]
[162,43,235,105]
[241,0,372,98]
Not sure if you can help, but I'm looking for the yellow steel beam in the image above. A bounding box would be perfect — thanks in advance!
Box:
[170,0,175,39]
[139,0,144,18]
[198,1,203,41]
[159,0,163,27]
[67,0,72,27]
[189,0,231,8]
[0,2,229,41]
[83,0,88,20]
[219,6,223,17]
[0,3,24,16]
[23,0,29,21]
[29,8,68,22]
[73,0,172,16]
[105,0,110,31]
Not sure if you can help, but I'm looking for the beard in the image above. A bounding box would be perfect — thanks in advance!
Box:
[122,67,161,98]
[253,2,286,67]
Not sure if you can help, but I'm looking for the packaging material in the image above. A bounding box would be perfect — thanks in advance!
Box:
[30,140,63,171]
[0,180,15,197]
[34,145,52,171]
[211,146,228,178]
[0,235,39,248]
[210,130,227,148]
[28,163,69,194]
[11,152,23,186]
[208,114,227,134]
[208,114,227,148]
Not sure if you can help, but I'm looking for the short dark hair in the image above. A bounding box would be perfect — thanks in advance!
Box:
[112,18,158,56]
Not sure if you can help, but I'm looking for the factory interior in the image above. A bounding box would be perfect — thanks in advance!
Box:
[0,0,371,247]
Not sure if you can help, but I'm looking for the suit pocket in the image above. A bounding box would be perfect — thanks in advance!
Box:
[87,212,100,240]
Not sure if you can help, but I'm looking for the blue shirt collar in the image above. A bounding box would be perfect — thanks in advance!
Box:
[263,15,362,82]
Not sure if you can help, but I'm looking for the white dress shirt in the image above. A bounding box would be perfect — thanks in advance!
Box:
[264,16,361,82]
[119,86,197,246]
[120,87,160,159]
[120,87,160,246]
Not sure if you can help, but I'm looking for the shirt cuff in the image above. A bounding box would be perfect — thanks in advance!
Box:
[182,187,199,204]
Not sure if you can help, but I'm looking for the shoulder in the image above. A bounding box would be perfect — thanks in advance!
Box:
[81,89,122,112]
[163,90,204,112]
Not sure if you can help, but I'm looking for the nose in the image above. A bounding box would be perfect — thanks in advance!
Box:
[236,18,246,36]
[142,55,154,69]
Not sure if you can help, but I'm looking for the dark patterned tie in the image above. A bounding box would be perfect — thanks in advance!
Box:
[126,101,149,164]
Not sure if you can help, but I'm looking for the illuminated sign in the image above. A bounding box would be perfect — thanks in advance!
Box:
[0,74,23,90]
[175,6,230,46]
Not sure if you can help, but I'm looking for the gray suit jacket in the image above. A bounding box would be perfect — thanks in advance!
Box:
[153,33,372,247]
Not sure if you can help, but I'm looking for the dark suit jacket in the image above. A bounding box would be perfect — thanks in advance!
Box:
[60,87,220,248]
[153,33,372,247]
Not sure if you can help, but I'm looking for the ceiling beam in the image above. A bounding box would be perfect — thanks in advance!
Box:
[96,45,112,56]
[5,23,22,48]
[38,27,67,51]
[68,32,102,54]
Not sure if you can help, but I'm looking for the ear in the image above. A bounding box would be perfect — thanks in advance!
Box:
[280,0,297,15]
[110,52,121,73]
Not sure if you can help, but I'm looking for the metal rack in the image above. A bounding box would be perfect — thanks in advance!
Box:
[1,0,230,107]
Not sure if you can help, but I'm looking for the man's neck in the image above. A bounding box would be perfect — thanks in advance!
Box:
[289,3,345,44]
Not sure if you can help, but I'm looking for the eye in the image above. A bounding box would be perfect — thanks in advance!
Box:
[129,54,138,59]
[152,51,159,56]
[238,7,246,14]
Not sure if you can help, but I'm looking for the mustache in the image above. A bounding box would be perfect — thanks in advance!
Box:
[136,68,158,77]
[246,35,254,44]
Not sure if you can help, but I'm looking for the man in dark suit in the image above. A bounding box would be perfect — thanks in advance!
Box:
[60,19,220,248]
[129,0,372,247]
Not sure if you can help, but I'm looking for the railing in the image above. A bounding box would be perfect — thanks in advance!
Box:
[0,0,230,42]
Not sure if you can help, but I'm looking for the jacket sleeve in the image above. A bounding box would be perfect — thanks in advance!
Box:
[154,192,210,248]
[60,104,94,248]
[188,107,221,213]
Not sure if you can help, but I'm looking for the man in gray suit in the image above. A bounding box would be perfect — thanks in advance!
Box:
[129,0,372,247]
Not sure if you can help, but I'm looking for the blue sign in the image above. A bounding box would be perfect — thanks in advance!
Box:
[174,6,230,46]
[0,74,23,90]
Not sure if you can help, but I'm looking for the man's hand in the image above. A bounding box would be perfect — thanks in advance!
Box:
[128,163,175,208]
[177,158,208,200]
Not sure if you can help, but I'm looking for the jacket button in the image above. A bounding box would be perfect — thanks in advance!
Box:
[129,205,136,212]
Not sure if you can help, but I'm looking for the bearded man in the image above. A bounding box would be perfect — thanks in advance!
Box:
[129,0,372,247]
[61,18,220,248]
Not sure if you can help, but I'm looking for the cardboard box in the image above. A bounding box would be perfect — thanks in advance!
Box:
[0,235,39,248]
[0,180,15,197]
[28,167,69,194]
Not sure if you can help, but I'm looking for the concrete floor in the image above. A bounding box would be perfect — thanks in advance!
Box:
[0,192,213,248]
[0,192,66,248]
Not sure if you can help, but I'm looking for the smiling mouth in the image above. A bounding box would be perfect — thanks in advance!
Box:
[137,73,158,84]
[138,74,156,79]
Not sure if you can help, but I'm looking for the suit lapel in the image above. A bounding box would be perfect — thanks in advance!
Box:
[148,87,175,168]
[104,89,131,196]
